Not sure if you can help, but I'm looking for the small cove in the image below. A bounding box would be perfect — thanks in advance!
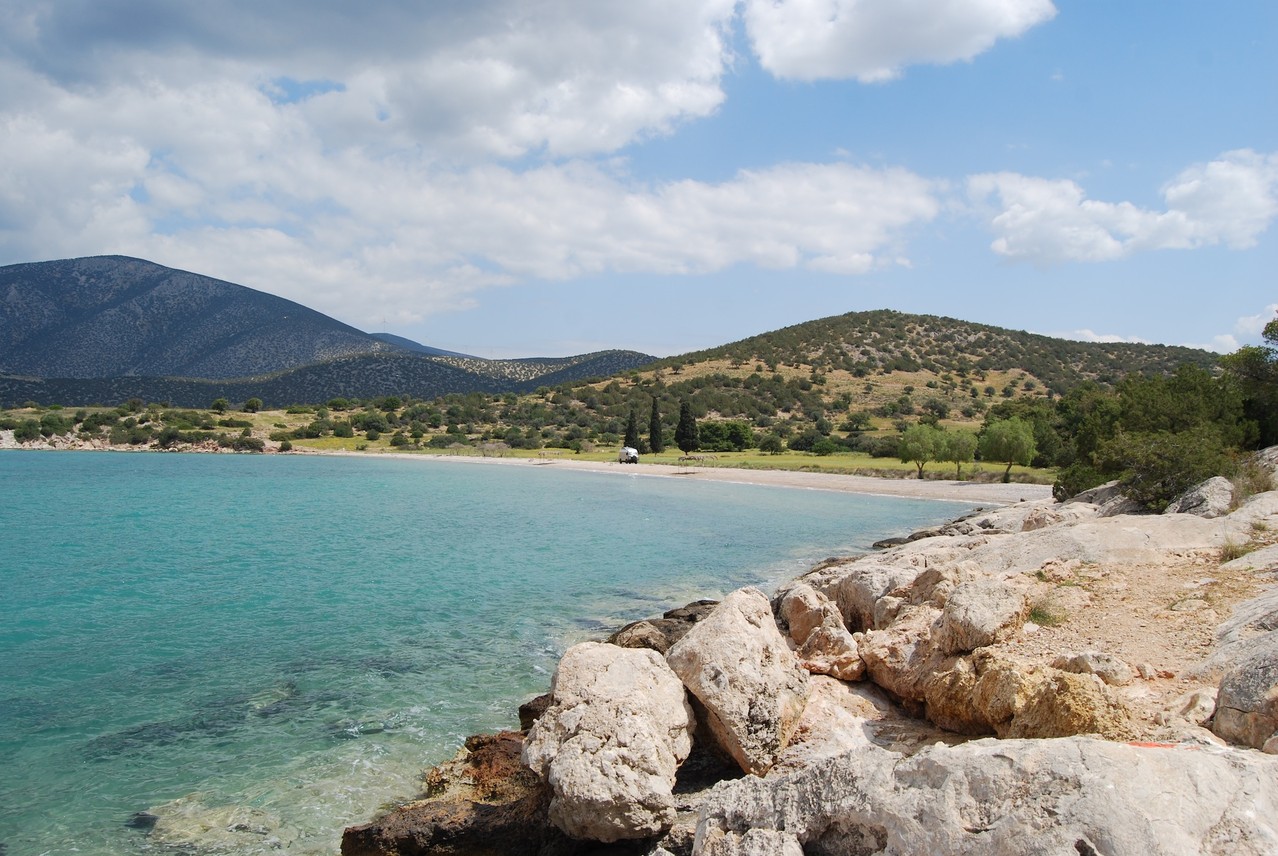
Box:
[0,451,975,856]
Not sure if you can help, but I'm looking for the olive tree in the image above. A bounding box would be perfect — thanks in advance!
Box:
[979,417,1037,483]
[898,423,942,478]
[941,430,978,479]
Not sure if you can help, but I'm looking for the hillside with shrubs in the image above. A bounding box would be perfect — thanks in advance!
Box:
[5,309,1273,512]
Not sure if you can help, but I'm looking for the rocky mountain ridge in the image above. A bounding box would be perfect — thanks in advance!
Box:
[330,462,1278,856]
[0,256,656,406]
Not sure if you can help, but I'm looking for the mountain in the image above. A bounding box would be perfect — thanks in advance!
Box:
[0,256,658,407]
[369,332,473,359]
[0,256,400,379]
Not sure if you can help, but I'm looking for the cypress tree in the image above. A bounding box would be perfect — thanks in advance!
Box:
[624,407,641,449]
[648,397,664,452]
[675,400,699,454]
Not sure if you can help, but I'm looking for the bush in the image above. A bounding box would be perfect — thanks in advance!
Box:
[1052,463,1109,502]
[810,437,842,456]
[279,440,293,452]
[855,434,899,458]
[758,433,785,454]
[13,419,41,443]
[1096,426,1235,511]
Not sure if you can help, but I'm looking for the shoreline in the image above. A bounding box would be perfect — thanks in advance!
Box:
[0,430,1052,505]
[315,449,1054,505]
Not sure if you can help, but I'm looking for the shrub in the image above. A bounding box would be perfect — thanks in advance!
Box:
[1052,463,1109,502]
[13,419,41,443]
[1096,426,1234,512]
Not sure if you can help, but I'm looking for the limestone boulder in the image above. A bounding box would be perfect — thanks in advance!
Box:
[857,604,943,703]
[1166,476,1236,518]
[694,736,1278,856]
[922,651,1135,740]
[821,562,923,632]
[667,588,810,776]
[1212,631,1278,750]
[933,579,1029,655]
[1052,650,1136,686]
[523,642,695,842]
[777,582,841,646]
[797,624,865,682]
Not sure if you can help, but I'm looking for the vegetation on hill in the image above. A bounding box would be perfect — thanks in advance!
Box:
[6,304,1268,509]
[0,256,401,379]
[658,310,1217,395]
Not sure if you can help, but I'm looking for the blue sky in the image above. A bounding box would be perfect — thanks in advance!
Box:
[1,1,1274,358]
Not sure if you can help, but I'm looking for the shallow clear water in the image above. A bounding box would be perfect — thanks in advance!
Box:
[0,452,972,855]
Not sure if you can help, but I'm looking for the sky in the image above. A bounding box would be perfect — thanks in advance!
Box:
[1,1,1275,359]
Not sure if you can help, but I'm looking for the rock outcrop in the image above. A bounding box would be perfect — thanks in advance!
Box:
[1167,475,1236,518]
[666,588,810,776]
[1212,631,1278,751]
[523,642,695,842]
[346,453,1278,856]
[696,736,1278,856]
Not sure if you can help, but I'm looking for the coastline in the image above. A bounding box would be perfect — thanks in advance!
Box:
[314,450,1054,505]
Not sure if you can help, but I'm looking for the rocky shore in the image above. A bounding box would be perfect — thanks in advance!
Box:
[342,458,1278,856]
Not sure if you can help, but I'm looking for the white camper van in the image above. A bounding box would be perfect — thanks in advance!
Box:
[619,447,639,464]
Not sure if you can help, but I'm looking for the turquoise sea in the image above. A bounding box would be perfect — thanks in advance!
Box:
[0,452,972,855]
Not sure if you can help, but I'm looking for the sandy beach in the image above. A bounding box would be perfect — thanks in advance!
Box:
[337,450,1054,505]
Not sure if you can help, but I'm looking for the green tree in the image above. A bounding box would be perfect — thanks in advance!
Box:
[979,417,1037,483]
[210,398,229,414]
[1096,426,1234,512]
[648,397,664,453]
[898,423,942,478]
[1221,315,1278,447]
[243,397,263,413]
[758,433,784,454]
[941,430,978,479]
[624,406,641,450]
[674,400,699,454]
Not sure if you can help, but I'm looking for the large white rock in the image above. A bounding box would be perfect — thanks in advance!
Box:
[523,641,695,842]
[933,579,1029,655]
[695,736,1278,856]
[1213,631,1278,750]
[1166,476,1236,518]
[667,588,810,776]
[813,562,923,632]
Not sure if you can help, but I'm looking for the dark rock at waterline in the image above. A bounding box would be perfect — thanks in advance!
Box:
[123,811,159,830]
[606,600,719,655]
[343,730,676,856]
[518,694,552,733]
[661,600,718,622]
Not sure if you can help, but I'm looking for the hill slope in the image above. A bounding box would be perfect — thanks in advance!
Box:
[663,309,1218,393]
[0,256,400,379]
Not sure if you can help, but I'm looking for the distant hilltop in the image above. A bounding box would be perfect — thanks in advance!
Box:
[0,256,657,407]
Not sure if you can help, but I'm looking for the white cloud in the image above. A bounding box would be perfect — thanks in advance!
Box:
[2,0,738,160]
[1054,329,1151,345]
[0,66,940,330]
[741,0,1056,82]
[1235,303,1278,338]
[969,150,1278,263]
